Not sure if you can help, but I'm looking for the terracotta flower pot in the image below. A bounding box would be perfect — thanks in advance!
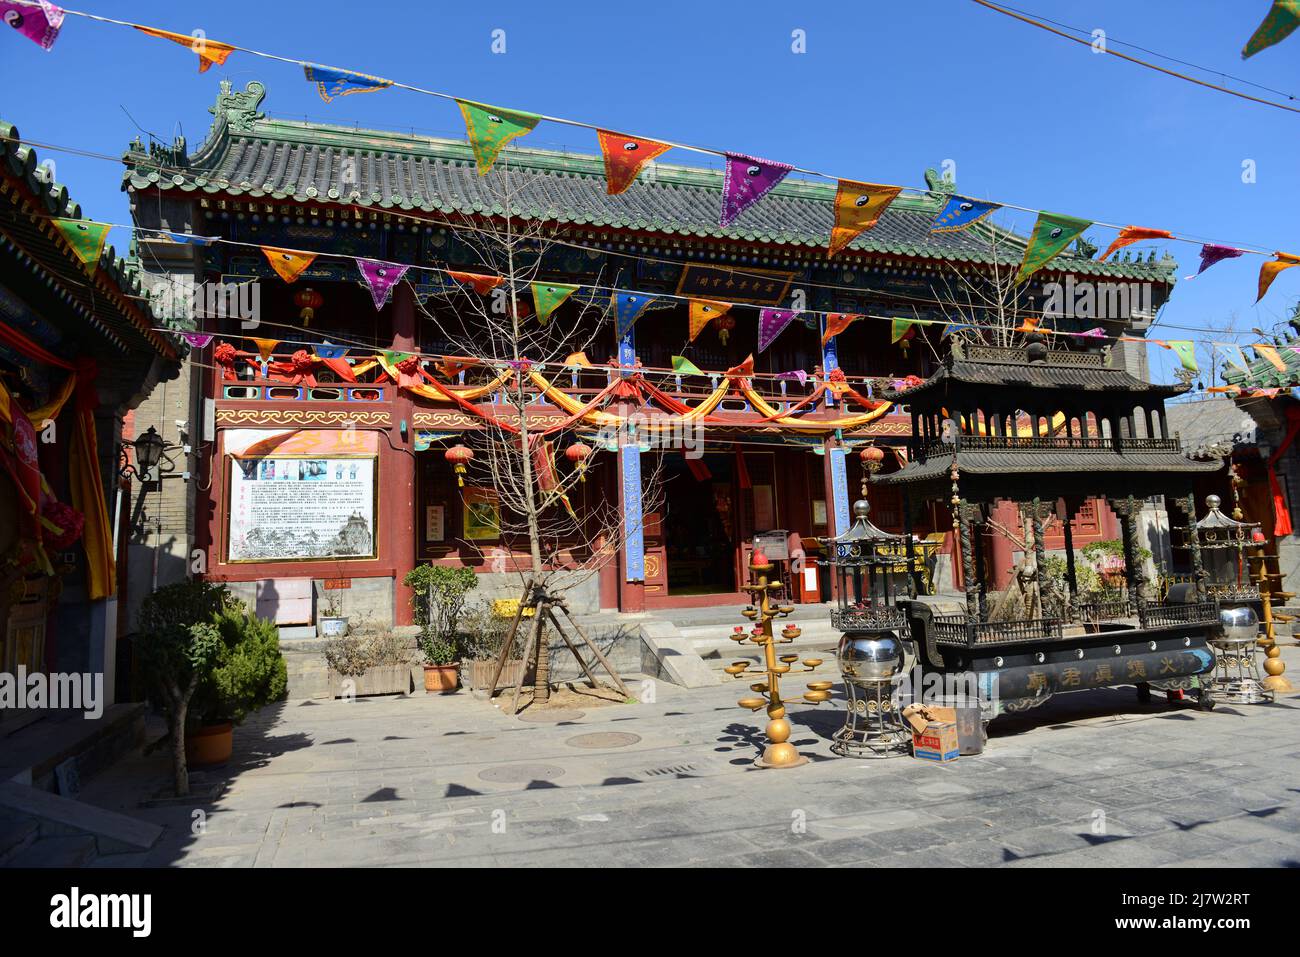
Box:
[423,663,460,694]
[186,722,234,766]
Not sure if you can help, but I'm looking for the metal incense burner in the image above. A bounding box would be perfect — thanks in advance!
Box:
[828,499,919,758]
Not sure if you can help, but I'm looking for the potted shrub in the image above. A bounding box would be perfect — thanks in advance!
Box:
[323,630,412,697]
[403,565,477,694]
[419,633,460,693]
[318,587,349,638]
[187,608,288,766]
[136,580,234,797]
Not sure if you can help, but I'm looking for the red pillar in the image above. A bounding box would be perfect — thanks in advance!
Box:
[390,285,418,626]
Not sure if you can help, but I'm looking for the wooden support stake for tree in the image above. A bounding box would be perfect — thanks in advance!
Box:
[557,604,631,698]
[545,608,602,690]
[509,609,544,716]
[487,582,531,699]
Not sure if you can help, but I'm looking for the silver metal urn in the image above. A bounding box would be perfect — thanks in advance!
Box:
[1216,605,1259,646]
[837,632,905,685]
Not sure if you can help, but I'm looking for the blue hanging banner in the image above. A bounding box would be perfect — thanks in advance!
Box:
[930,195,1000,234]
[830,446,851,536]
[612,291,653,341]
[303,64,394,103]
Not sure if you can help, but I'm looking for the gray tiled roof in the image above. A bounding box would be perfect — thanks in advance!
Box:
[122,81,1177,282]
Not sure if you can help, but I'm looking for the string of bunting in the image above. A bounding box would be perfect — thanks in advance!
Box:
[3,0,1297,296]
[75,213,1243,369]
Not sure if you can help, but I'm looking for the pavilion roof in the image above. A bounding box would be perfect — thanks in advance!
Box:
[123,81,1176,282]
[1,120,177,362]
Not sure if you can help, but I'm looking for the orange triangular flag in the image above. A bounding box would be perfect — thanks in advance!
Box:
[1255,343,1288,372]
[1257,252,1300,302]
[261,246,317,283]
[437,357,480,379]
[596,131,672,195]
[828,181,901,258]
[447,270,504,295]
[564,352,593,368]
[135,26,236,73]
[688,299,731,342]
[250,338,279,361]
[725,355,755,379]
[822,312,862,345]
[1100,226,1173,261]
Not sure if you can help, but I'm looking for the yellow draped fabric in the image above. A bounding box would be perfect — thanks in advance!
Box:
[29,374,76,426]
[70,404,115,600]
[737,382,893,432]
[957,410,1067,437]
[527,371,730,430]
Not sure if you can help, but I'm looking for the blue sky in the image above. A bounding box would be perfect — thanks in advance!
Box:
[3,0,1298,382]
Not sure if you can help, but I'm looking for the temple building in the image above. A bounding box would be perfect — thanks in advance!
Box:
[1,119,181,712]
[123,80,1177,630]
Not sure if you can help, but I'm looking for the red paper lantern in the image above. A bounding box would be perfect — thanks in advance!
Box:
[717,314,736,344]
[859,444,885,473]
[294,288,323,325]
[444,443,474,487]
[564,441,592,481]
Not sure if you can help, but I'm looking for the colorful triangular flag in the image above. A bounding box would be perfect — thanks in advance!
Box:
[1257,252,1300,302]
[446,270,504,295]
[671,355,704,376]
[357,260,409,310]
[612,291,653,340]
[564,352,593,368]
[821,312,862,345]
[720,154,793,227]
[688,299,731,342]
[1166,341,1198,373]
[261,247,317,284]
[1015,212,1093,284]
[313,343,349,360]
[1100,226,1173,261]
[134,25,235,73]
[250,338,279,361]
[1243,1,1300,58]
[0,1,63,50]
[179,332,214,349]
[828,181,901,257]
[931,195,1001,233]
[757,308,796,353]
[596,131,671,195]
[303,64,392,103]
[531,282,579,325]
[890,319,913,344]
[456,100,541,174]
[1255,343,1288,372]
[52,219,110,273]
[1186,243,1245,280]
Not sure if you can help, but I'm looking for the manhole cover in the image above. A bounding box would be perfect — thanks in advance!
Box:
[565,732,642,749]
[517,709,585,723]
[478,763,566,783]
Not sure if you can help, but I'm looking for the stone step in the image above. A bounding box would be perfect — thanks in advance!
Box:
[5,834,97,868]
[0,781,161,855]
[0,810,38,865]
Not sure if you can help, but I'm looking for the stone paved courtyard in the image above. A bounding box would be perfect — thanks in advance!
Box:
[72,643,1300,868]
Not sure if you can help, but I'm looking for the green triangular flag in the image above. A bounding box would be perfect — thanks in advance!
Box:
[1168,340,1198,373]
[672,355,704,376]
[1015,212,1092,285]
[1243,1,1300,58]
[890,318,913,344]
[456,100,541,174]
[53,218,111,274]
[531,282,579,325]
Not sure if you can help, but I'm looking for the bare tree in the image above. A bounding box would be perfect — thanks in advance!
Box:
[933,226,1040,351]
[412,156,665,706]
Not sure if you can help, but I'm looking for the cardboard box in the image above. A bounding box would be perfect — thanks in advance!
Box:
[902,704,960,763]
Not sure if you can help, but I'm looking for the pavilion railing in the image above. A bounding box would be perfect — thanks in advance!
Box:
[917,435,1181,460]
[1076,598,1134,623]
[1140,600,1220,628]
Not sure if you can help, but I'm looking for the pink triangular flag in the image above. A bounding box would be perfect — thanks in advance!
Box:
[357,259,409,309]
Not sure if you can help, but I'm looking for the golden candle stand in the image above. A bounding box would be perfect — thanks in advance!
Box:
[725,550,832,769]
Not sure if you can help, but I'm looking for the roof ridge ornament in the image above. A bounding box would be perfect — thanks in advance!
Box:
[210,80,267,135]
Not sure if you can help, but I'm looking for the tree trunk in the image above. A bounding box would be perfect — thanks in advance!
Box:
[170,690,190,797]
[533,614,551,703]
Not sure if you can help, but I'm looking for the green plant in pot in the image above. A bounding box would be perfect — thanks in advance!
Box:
[188,608,288,765]
[318,586,349,638]
[404,565,477,693]
[136,580,234,797]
